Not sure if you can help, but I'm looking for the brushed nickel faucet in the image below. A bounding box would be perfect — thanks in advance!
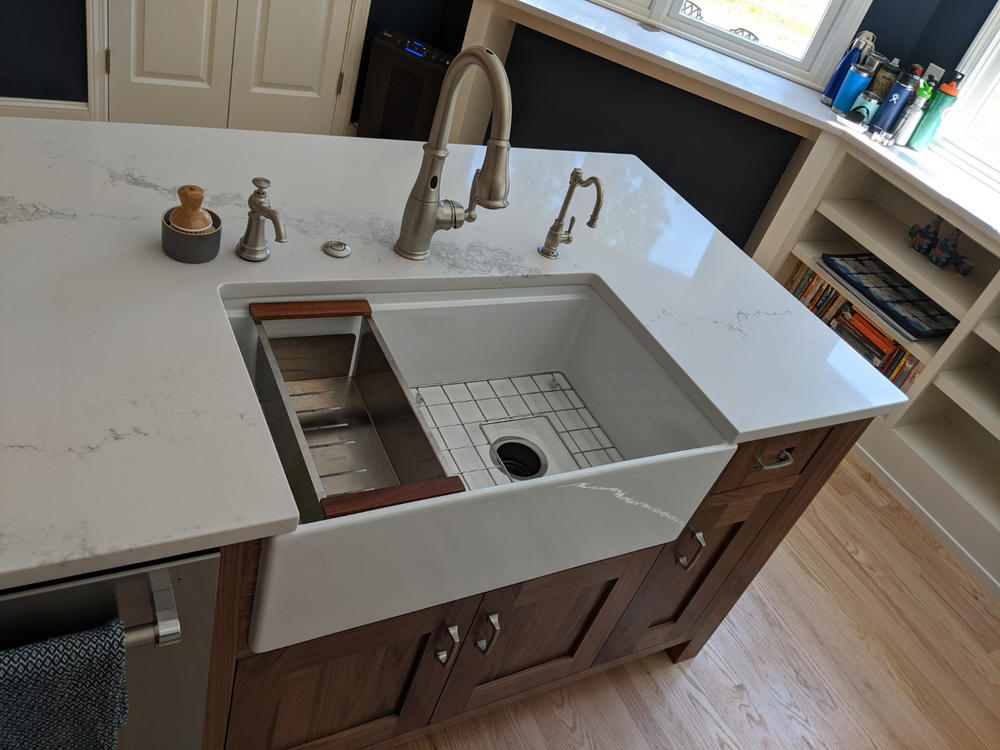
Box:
[394,46,512,261]
[237,177,287,262]
[538,168,604,259]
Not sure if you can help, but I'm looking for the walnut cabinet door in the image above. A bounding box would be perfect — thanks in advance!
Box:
[430,548,661,722]
[226,595,481,750]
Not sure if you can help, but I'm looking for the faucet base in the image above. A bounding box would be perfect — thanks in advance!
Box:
[237,239,270,262]
[538,244,559,260]
[394,243,430,261]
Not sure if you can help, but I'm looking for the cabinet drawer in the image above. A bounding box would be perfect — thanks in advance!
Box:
[711,426,831,492]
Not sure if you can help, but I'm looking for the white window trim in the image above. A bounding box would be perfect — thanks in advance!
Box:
[934,1,1000,191]
[588,0,874,89]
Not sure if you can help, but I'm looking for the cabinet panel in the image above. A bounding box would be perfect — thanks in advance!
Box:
[228,0,353,133]
[226,595,481,750]
[108,0,238,127]
[431,548,660,721]
[596,483,790,663]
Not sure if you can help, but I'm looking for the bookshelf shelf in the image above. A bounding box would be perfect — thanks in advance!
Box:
[791,240,942,363]
[895,418,1000,531]
[976,318,1000,353]
[757,143,1000,589]
[936,366,1000,442]
[818,199,984,318]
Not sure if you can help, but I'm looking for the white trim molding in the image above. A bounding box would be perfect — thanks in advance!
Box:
[87,0,110,121]
[936,0,1000,189]
[588,0,873,90]
[0,0,107,121]
[331,0,373,135]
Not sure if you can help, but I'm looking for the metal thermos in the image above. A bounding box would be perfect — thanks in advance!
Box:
[892,76,936,147]
[868,57,901,99]
[850,91,882,125]
[869,69,921,141]
[832,61,876,114]
[821,30,877,105]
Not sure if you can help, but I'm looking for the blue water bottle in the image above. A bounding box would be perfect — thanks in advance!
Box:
[832,61,876,114]
[869,68,921,142]
[821,30,877,105]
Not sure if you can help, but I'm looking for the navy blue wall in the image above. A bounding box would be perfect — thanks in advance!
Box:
[859,0,996,75]
[0,1,87,101]
[504,27,801,248]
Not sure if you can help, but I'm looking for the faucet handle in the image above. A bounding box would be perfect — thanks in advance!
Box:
[564,215,576,241]
[252,177,271,192]
[465,169,481,224]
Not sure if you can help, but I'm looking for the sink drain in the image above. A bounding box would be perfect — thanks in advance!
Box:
[493,438,547,480]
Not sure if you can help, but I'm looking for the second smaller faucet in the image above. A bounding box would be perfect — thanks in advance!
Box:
[538,168,604,259]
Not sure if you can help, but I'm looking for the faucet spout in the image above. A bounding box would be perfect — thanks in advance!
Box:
[394,45,512,260]
[260,207,287,243]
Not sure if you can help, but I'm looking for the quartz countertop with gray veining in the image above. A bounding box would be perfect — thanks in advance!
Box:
[0,118,906,589]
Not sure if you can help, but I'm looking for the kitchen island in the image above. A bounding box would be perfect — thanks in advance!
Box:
[0,117,905,749]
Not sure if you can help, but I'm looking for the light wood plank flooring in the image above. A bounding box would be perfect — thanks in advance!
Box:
[401,452,1000,749]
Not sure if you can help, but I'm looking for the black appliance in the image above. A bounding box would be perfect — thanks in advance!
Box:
[357,28,453,141]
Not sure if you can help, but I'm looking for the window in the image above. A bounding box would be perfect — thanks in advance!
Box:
[938,2,1000,188]
[590,0,874,88]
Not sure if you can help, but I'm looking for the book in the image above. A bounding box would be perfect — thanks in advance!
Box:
[832,317,886,364]
[811,285,835,314]
[784,263,807,294]
[791,268,815,298]
[843,308,896,355]
[795,271,819,301]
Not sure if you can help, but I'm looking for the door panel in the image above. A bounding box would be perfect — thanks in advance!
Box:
[228,0,352,133]
[432,548,659,721]
[109,0,238,127]
[226,596,481,750]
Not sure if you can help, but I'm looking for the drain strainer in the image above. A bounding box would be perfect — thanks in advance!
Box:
[492,437,547,480]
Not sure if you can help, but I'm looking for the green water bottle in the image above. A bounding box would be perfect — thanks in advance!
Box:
[908,74,963,150]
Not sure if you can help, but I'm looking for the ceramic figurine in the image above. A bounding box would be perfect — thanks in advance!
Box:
[908,215,942,255]
[929,227,961,267]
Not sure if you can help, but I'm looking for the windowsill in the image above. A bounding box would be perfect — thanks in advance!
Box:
[493,0,1000,244]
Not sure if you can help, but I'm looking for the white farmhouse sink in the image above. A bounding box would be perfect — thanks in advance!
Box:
[223,278,737,652]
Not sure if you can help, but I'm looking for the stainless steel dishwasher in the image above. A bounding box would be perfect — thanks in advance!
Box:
[0,553,219,749]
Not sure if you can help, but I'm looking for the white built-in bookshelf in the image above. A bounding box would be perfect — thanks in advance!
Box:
[756,133,1000,591]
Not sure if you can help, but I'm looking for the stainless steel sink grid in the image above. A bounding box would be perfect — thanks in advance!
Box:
[410,371,623,490]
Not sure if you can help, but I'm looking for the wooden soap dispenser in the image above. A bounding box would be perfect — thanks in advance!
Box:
[169,185,214,232]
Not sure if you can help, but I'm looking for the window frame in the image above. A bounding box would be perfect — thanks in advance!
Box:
[588,0,875,89]
[935,1,1000,190]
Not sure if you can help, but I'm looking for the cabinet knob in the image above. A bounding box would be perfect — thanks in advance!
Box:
[435,624,461,667]
[677,528,707,570]
[476,612,501,655]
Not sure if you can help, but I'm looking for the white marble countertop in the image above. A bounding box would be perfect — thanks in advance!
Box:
[0,117,905,589]
[499,0,1000,244]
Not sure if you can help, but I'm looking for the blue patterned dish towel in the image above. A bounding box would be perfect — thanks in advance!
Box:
[0,618,128,750]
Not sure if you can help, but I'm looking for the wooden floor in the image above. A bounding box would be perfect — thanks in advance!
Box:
[401,453,1000,749]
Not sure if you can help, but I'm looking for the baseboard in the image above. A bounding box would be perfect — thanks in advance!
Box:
[851,444,1000,596]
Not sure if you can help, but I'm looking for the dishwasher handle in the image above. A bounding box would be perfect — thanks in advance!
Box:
[124,569,181,648]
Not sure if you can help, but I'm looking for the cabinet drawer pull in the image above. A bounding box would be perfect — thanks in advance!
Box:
[677,528,707,570]
[476,612,501,655]
[435,624,461,667]
[756,449,794,470]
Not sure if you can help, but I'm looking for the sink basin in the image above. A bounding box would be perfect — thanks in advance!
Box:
[223,278,737,651]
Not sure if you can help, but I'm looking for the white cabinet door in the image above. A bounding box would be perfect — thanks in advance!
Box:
[108,0,239,127]
[227,0,353,133]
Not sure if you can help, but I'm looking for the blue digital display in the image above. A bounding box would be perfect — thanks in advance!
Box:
[405,41,425,58]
